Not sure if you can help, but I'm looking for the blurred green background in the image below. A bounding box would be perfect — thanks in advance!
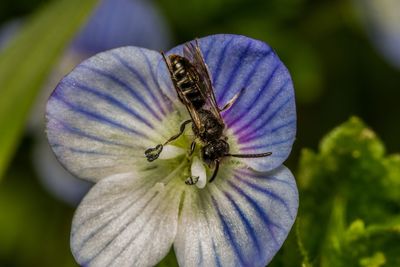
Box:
[0,0,399,266]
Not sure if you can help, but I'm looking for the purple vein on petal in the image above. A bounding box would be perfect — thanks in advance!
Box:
[47,114,135,148]
[77,64,163,121]
[211,37,234,86]
[138,48,174,114]
[82,192,159,266]
[110,51,168,116]
[51,143,118,156]
[239,119,296,149]
[234,78,291,137]
[210,195,247,266]
[199,192,223,267]
[51,89,148,138]
[61,79,154,129]
[72,168,160,243]
[225,63,280,128]
[267,177,297,192]
[238,93,294,143]
[76,164,184,265]
[73,188,150,246]
[239,136,294,151]
[222,50,273,120]
[223,191,263,256]
[197,239,204,266]
[227,180,281,246]
[110,189,176,266]
[232,175,294,220]
[270,119,296,134]
[72,165,162,238]
[235,168,296,188]
[202,37,217,61]
[217,40,253,104]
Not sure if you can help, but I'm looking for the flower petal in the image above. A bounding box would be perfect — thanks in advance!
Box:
[356,0,400,69]
[158,34,296,172]
[72,0,171,54]
[71,165,185,267]
[158,145,185,160]
[174,165,298,267]
[33,137,92,205]
[46,46,180,182]
[191,156,207,189]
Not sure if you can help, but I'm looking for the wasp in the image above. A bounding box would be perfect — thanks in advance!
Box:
[145,40,272,184]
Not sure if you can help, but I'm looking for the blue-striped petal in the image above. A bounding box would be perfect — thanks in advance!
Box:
[158,34,296,172]
[71,165,185,267]
[36,0,171,204]
[33,138,92,205]
[174,165,298,267]
[46,47,179,182]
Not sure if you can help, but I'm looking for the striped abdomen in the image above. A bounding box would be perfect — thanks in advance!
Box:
[170,55,205,109]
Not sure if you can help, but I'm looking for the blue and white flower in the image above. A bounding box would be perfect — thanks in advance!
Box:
[32,0,170,205]
[46,34,298,267]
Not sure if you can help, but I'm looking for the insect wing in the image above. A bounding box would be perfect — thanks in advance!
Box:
[183,40,223,123]
[161,52,203,132]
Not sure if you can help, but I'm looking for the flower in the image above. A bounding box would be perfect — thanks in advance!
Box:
[46,34,298,266]
[70,0,171,55]
[31,0,171,205]
[354,0,400,69]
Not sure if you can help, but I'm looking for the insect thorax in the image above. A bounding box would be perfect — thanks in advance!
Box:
[193,109,225,142]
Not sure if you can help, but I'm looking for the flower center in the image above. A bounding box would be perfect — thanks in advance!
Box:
[155,140,209,189]
[145,109,241,188]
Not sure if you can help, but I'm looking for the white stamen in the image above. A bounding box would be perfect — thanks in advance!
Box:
[158,145,185,160]
[191,156,207,189]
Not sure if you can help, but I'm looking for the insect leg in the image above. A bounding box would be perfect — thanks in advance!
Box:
[164,119,192,145]
[145,119,192,162]
[220,87,246,112]
[225,152,272,158]
[208,160,220,183]
[185,175,199,185]
[188,141,196,156]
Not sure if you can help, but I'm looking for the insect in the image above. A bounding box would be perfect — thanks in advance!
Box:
[185,175,199,186]
[145,40,272,184]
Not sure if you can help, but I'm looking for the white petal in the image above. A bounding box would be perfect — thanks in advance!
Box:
[46,46,178,183]
[71,166,185,267]
[33,137,91,205]
[158,145,185,160]
[191,156,207,189]
[174,165,298,267]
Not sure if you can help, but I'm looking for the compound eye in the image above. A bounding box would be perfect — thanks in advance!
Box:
[201,145,214,165]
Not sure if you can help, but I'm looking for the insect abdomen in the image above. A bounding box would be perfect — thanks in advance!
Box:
[171,56,206,109]
[183,88,204,109]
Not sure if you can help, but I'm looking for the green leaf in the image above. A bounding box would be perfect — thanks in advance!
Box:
[338,217,400,267]
[156,248,178,267]
[296,116,400,266]
[0,0,99,181]
[359,252,386,267]
[320,197,347,267]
